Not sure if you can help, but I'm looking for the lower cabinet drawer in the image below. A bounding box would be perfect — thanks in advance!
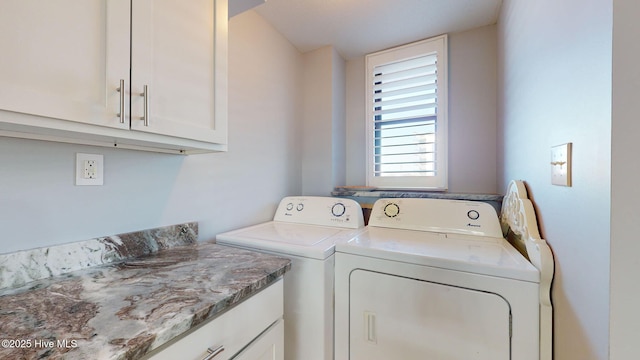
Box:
[145,279,284,360]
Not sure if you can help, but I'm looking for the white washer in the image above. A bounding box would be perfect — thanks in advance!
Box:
[335,198,543,360]
[216,196,365,360]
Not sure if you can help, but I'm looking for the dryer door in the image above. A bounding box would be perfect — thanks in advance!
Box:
[349,270,510,360]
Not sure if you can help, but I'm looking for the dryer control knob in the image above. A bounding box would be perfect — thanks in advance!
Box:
[384,203,400,218]
[467,210,480,220]
[332,203,346,217]
[286,203,294,211]
[296,203,304,211]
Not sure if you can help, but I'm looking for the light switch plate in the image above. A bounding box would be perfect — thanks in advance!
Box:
[551,143,571,186]
[76,153,104,186]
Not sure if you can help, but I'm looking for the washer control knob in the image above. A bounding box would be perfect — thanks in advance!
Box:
[467,210,480,220]
[331,203,346,217]
[286,203,294,211]
[384,203,400,218]
[296,203,304,211]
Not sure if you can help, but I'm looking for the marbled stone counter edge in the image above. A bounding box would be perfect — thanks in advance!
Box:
[0,222,198,290]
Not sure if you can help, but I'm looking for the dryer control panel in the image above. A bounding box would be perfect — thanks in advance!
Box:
[273,196,365,229]
[369,198,503,238]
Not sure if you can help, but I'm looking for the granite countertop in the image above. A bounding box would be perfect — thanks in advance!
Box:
[0,224,291,360]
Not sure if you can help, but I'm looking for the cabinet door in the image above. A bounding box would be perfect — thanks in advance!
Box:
[0,0,130,130]
[130,0,228,145]
[232,320,284,360]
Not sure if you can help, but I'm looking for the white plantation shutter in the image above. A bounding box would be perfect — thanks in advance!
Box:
[366,35,448,189]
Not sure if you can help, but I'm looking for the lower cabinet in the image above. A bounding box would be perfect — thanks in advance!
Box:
[145,279,284,360]
[233,320,284,360]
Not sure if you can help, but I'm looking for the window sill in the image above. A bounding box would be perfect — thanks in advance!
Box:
[332,186,503,212]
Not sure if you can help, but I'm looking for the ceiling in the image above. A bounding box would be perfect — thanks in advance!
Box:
[252,0,503,60]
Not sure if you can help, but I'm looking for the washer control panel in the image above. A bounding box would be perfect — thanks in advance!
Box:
[331,203,346,217]
[274,196,365,229]
[369,198,503,238]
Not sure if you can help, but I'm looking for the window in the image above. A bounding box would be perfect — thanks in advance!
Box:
[365,35,448,190]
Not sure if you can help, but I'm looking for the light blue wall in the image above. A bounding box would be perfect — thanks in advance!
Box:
[497,1,612,359]
[0,10,303,254]
[301,46,347,196]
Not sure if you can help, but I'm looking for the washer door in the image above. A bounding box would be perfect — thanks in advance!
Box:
[349,270,511,360]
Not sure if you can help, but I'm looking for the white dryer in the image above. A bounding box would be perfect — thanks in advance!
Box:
[334,197,549,360]
[216,196,365,360]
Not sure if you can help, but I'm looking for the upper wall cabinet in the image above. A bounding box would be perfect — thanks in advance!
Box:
[130,0,228,148]
[0,1,130,130]
[0,0,228,154]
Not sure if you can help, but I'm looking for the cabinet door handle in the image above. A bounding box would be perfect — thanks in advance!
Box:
[140,85,149,126]
[202,345,224,360]
[117,79,125,124]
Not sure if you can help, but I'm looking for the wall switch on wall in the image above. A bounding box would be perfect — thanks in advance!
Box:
[76,153,104,186]
[551,143,572,186]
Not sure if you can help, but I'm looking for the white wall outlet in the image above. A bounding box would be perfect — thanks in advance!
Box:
[83,160,97,179]
[551,143,572,186]
[76,153,104,186]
